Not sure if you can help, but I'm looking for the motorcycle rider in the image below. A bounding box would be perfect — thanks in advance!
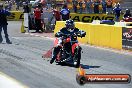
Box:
[50,19,86,64]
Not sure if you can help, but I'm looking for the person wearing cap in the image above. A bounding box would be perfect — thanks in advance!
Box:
[113,3,122,21]
[0,3,12,44]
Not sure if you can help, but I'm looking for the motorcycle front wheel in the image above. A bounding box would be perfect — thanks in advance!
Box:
[74,46,82,68]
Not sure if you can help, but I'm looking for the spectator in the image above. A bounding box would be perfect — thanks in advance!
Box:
[8,1,12,11]
[93,0,100,14]
[4,1,9,11]
[106,0,113,14]
[34,6,43,32]
[60,4,70,21]
[47,0,52,10]
[19,1,23,7]
[42,5,55,31]
[53,9,61,21]
[0,3,12,44]
[41,0,46,7]
[113,3,121,21]
[72,0,78,13]
[85,0,93,14]
[23,2,30,13]
[16,0,20,10]
[101,0,107,13]
[51,0,56,9]
[78,1,83,14]
[123,9,131,18]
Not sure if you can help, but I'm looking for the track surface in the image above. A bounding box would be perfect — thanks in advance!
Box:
[0,21,132,88]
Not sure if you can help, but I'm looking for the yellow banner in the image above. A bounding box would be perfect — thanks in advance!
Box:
[7,11,24,21]
[8,11,123,22]
[70,13,123,23]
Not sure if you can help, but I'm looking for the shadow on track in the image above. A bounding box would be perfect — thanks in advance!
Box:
[80,64,101,69]
[56,62,75,68]
[56,63,101,69]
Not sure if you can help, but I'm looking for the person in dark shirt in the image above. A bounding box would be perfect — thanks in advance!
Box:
[106,0,113,14]
[79,1,83,14]
[113,3,121,21]
[72,0,78,13]
[60,4,70,21]
[0,3,12,44]
[123,9,131,18]
[101,0,107,13]
[93,0,100,14]
[23,2,30,13]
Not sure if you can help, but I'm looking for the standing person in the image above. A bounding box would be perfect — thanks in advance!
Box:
[78,1,83,14]
[101,0,107,13]
[53,9,61,21]
[8,1,12,11]
[72,0,78,13]
[4,1,9,11]
[51,0,56,9]
[47,0,52,10]
[0,3,12,44]
[15,0,20,10]
[93,0,100,14]
[60,4,70,21]
[41,0,46,7]
[113,3,121,21]
[34,5,43,32]
[42,5,48,31]
[85,0,93,14]
[106,0,113,14]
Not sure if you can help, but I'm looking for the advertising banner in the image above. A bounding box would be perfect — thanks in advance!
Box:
[122,27,132,50]
[8,11,123,23]
[70,13,123,23]
[7,11,24,21]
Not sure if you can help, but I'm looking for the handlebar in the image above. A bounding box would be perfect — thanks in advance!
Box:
[55,31,86,38]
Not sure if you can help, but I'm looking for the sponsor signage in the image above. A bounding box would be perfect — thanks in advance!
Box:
[7,11,24,20]
[122,28,132,50]
[70,13,123,23]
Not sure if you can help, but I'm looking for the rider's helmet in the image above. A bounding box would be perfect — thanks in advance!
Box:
[65,19,75,30]
[125,9,130,14]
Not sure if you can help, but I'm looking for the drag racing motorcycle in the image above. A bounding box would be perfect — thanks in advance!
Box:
[53,31,86,68]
